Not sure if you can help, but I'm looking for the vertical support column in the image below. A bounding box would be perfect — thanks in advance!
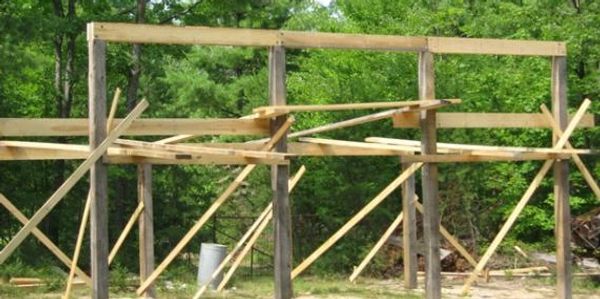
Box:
[269,45,292,299]
[88,24,109,299]
[552,56,571,299]
[419,51,441,299]
[402,157,417,288]
[138,164,155,298]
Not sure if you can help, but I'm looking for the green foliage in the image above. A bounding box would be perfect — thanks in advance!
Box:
[0,0,598,280]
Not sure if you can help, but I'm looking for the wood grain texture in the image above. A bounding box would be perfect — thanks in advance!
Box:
[138,164,155,298]
[392,112,594,128]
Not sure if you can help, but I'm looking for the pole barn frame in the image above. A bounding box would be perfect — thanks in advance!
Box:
[0,21,589,299]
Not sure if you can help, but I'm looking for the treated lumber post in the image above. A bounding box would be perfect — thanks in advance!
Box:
[89,29,109,299]
[402,157,418,288]
[552,56,571,299]
[419,51,441,299]
[138,164,155,298]
[269,44,292,299]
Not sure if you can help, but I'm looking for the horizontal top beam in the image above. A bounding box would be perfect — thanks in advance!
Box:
[88,23,566,56]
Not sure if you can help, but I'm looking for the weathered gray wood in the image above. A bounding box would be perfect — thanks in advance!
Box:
[402,158,418,289]
[138,164,155,298]
[269,45,292,299]
[419,51,441,299]
[88,30,109,299]
[552,56,571,299]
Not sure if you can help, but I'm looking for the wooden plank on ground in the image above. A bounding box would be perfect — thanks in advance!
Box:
[392,112,594,128]
[0,194,92,286]
[0,100,148,264]
[291,163,423,279]
[0,118,270,137]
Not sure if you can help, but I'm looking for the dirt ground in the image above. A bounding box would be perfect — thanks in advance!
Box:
[2,276,599,298]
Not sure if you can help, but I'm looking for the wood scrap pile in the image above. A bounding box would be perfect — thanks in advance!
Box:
[573,206,600,253]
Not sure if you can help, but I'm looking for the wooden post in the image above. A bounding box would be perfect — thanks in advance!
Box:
[88,24,109,299]
[552,56,571,299]
[419,51,441,299]
[269,45,292,299]
[402,157,417,288]
[138,164,155,298]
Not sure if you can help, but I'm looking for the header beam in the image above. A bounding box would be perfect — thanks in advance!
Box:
[89,23,566,56]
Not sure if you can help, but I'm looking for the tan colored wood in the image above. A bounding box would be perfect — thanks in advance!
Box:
[284,100,460,140]
[89,23,566,56]
[64,194,92,299]
[349,211,404,282]
[106,155,289,165]
[414,201,478,268]
[106,88,122,131]
[108,201,145,264]
[253,100,438,118]
[0,118,270,137]
[212,166,305,295]
[114,138,287,160]
[427,37,566,56]
[0,100,148,264]
[299,137,418,153]
[365,137,598,155]
[138,164,155,298]
[401,153,570,163]
[0,194,92,286]
[540,104,600,199]
[136,117,294,296]
[554,98,591,150]
[291,163,423,279]
[392,112,594,128]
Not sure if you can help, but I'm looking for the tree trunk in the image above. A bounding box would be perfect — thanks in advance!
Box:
[126,0,145,112]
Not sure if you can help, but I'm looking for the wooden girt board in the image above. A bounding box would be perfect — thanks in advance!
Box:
[252,100,448,118]
[0,118,270,137]
[365,137,599,155]
[392,112,595,128]
[88,23,566,56]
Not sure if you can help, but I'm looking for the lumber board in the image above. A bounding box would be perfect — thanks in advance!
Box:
[291,163,423,279]
[365,137,598,155]
[269,45,292,299]
[552,56,571,299]
[0,118,270,137]
[427,36,566,56]
[135,117,294,296]
[64,193,92,299]
[461,99,589,295]
[392,112,594,128]
[106,155,289,165]
[114,138,287,160]
[285,99,461,139]
[349,211,404,282]
[402,160,418,288]
[252,100,434,118]
[400,153,570,163]
[0,194,92,286]
[419,50,441,299]
[138,164,155,298]
[0,100,148,264]
[88,23,566,56]
[108,201,145,264]
[540,105,600,199]
[298,137,417,153]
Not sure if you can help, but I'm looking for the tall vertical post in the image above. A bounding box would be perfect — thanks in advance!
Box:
[88,24,109,299]
[138,164,155,298]
[402,157,417,288]
[269,45,292,299]
[552,56,571,299]
[419,51,441,299]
